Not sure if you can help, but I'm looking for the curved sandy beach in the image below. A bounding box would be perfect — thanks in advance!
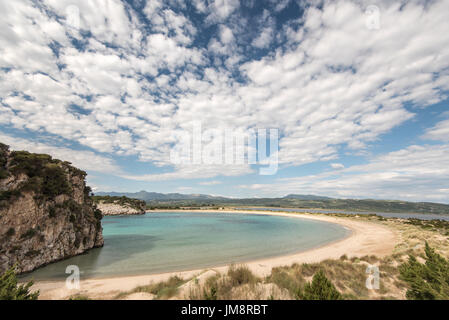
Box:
[30,210,397,300]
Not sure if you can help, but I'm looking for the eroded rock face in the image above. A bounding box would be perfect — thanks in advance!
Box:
[0,144,104,274]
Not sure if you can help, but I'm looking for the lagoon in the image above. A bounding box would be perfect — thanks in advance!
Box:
[23,211,350,280]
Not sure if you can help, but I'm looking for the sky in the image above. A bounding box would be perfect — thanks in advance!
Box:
[0,0,449,203]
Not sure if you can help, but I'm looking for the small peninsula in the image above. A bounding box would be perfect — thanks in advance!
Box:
[92,196,146,216]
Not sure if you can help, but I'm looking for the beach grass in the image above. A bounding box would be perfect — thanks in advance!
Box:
[114,275,187,300]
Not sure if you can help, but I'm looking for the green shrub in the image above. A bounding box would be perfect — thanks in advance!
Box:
[94,208,103,220]
[203,285,218,300]
[48,206,56,218]
[0,190,21,201]
[0,143,8,179]
[63,200,82,215]
[298,270,342,300]
[227,264,257,286]
[0,169,8,180]
[20,228,37,240]
[0,266,39,300]
[133,276,185,299]
[6,228,15,237]
[9,151,71,199]
[42,164,71,197]
[399,242,449,300]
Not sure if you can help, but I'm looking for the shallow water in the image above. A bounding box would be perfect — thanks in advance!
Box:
[22,211,349,280]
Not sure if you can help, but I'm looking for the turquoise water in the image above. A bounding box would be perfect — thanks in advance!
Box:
[22,211,350,280]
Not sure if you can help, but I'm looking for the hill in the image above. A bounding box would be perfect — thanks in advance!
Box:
[97,191,449,214]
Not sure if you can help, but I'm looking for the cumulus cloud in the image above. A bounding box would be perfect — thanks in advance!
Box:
[0,133,121,175]
[199,180,222,186]
[331,163,345,170]
[240,144,449,203]
[422,117,449,142]
[1,0,449,190]
[120,164,253,182]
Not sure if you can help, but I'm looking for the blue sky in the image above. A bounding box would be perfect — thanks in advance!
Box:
[1,0,449,202]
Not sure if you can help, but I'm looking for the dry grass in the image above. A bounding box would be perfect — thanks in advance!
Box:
[114,275,186,300]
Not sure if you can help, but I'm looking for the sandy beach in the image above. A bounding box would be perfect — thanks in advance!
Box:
[30,210,397,300]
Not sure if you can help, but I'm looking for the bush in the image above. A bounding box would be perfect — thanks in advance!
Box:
[20,228,37,240]
[41,164,71,197]
[9,151,71,199]
[227,264,257,286]
[132,276,185,299]
[6,228,15,237]
[399,242,449,300]
[0,143,8,179]
[0,266,39,300]
[298,270,342,300]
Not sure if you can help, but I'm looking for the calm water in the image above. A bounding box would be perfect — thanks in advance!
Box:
[22,211,349,280]
[236,207,449,221]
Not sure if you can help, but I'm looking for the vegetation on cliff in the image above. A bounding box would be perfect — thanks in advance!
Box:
[0,146,82,206]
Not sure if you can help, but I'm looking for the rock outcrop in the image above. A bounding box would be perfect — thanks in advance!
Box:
[0,143,104,274]
[93,196,146,216]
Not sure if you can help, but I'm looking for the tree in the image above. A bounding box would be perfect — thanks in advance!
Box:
[299,269,342,300]
[399,242,449,300]
[0,266,39,300]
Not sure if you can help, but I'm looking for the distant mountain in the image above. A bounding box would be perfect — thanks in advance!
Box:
[283,194,333,200]
[95,191,228,202]
[95,191,449,214]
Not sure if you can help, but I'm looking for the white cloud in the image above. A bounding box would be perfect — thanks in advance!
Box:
[331,163,345,170]
[252,27,273,49]
[422,117,449,142]
[205,0,240,23]
[0,133,121,175]
[1,0,449,188]
[199,180,222,186]
[120,164,253,182]
[240,144,449,203]
[219,25,234,44]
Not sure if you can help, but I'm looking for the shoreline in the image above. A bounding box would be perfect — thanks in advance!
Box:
[30,210,398,300]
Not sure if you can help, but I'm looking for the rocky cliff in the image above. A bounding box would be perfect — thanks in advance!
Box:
[92,196,146,216]
[0,143,104,274]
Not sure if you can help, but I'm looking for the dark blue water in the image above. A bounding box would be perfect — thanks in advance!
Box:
[22,211,350,280]
[236,207,449,221]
